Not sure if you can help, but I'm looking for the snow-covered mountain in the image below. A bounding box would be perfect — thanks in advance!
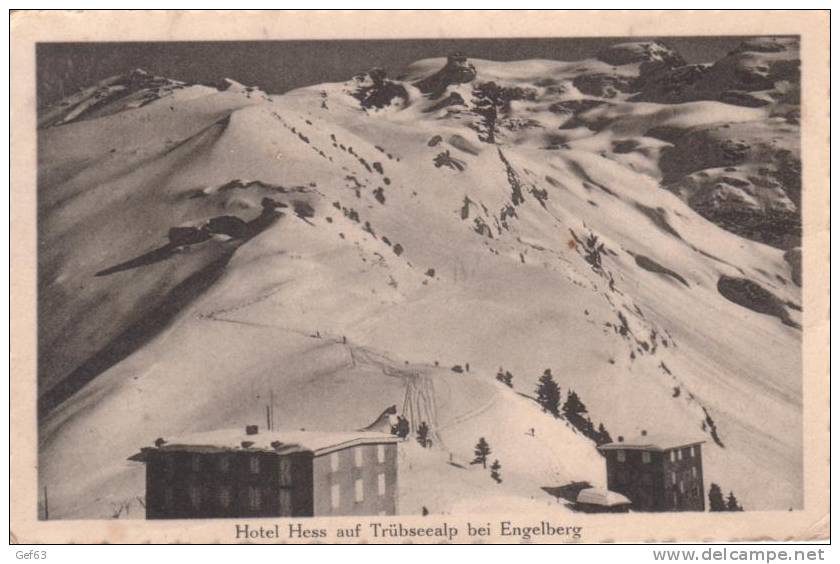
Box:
[37,38,802,518]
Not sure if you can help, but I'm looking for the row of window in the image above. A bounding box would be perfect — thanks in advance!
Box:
[615,446,700,463]
[330,445,387,472]
[164,455,293,483]
[669,445,700,462]
[671,484,702,505]
[670,467,699,484]
[164,484,291,512]
[329,473,388,509]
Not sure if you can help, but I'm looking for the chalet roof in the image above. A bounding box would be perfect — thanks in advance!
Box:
[130,428,399,461]
[576,487,631,507]
[597,433,705,452]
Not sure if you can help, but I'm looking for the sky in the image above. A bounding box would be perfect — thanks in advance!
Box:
[37,36,757,106]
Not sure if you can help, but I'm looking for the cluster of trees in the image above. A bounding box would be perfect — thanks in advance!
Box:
[390,416,410,439]
[709,483,744,512]
[416,422,433,448]
[496,367,514,387]
[535,369,613,446]
[471,437,502,484]
[471,81,537,143]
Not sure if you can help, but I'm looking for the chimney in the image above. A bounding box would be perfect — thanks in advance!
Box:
[246,425,259,436]
[641,429,648,436]
[154,437,166,448]
[241,440,255,449]
[618,435,624,443]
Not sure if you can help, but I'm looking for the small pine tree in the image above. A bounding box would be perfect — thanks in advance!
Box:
[471,437,492,469]
[562,390,586,416]
[391,416,410,439]
[490,459,502,483]
[709,483,726,512]
[596,422,613,446]
[497,368,514,388]
[563,390,589,430]
[536,369,561,417]
[726,492,744,512]
[416,421,431,448]
[503,371,514,387]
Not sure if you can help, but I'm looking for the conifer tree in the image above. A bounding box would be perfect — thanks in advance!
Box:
[536,369,561,417]
[471,437,492,469]
[416,421,431,448]
[596,422,613,446]
[563,390,588,427]
[490,459,503,483]
[726,491,744,512]
[503,371,514,387]
[709,483,726,512]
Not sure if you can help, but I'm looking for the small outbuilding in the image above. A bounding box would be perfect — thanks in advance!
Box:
[575,487,632,513]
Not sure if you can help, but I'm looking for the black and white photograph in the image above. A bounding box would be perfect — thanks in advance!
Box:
[9,9,830,545]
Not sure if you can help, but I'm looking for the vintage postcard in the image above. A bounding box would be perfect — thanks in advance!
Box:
[9,10,829,544]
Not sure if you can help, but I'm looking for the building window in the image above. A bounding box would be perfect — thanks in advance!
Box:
[694,445,701,458]
[218,486,232,509]
[248,486,262,510]
[164,486,174,509]
[354,447,364,467]
[679,480,685,493]
[673,492,678,506]
[249,456,260,474]
[691,467,697,479]
[164,456,175,478]
[189,484,202,509]
[616,450,626,462]
[671,471,676,485]
[279,489,291,514]
[677,449,683,461]
[355,478,364,503]
[191,455,201,472]
[278,457,292,486]
[218,455,230,473]
[378,473,386,496]
[689,447,695,458]
[330,484,340,509]
[377,444,386,464]
[330,452,339,472]
[642,451,651,463]
[670,450,676,462]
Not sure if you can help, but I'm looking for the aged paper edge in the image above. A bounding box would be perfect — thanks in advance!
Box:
[9,9,830,544]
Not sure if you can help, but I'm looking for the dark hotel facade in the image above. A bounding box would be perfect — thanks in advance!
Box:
[132,426,400,519]
[598,432,705,512]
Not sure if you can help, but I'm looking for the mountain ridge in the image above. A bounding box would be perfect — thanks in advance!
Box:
[37,38,802,518]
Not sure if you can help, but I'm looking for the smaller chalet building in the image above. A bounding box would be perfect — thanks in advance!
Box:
[132,426,400,519]
[598,432,705,512]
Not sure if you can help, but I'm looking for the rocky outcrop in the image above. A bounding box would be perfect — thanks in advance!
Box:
[572,73,635,98]
[38,68,190,128]
[660,120,801,249]
[352,68,409,110]
[635,37,800,107]
[784,247,802,287]
[717,275,799,328]
[597,40,686,68]
[415,53,477,98]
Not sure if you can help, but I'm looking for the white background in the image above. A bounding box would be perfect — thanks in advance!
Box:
[2,2,834,559]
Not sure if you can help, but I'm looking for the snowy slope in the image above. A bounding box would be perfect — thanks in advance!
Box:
[37,39,802,518]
